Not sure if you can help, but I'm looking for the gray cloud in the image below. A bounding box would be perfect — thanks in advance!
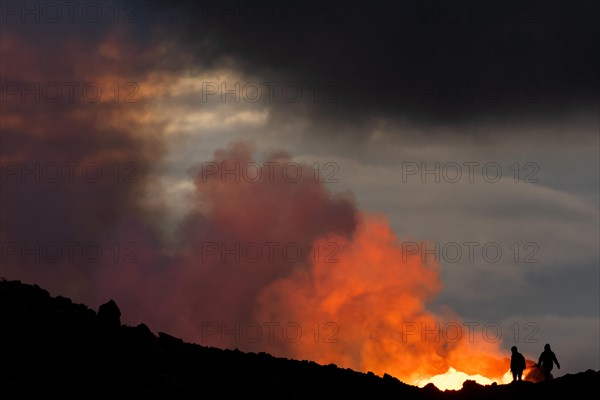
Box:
[155,0,599,138]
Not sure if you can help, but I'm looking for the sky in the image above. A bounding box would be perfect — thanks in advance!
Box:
[1,0,598,388]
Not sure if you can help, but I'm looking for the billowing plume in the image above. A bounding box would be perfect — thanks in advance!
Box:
[98,142,511,385]
[2,21,520,387]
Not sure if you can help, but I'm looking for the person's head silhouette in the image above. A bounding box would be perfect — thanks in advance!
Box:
[544,343,551,351]
[511,346,518,353]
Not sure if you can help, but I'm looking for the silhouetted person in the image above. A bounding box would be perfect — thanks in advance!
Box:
[537,343,560,381]
[510,346,526,382]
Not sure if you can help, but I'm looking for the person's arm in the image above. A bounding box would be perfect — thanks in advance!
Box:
[554,354,560,369]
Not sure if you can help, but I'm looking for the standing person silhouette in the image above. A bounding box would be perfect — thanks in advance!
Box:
[510,346,526,382]
[537,343,560,381]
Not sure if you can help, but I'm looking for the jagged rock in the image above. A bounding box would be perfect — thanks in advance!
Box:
[423,382,440,392]
[135,323,155,340]
[97,299,121,327]
[383,372,400,383]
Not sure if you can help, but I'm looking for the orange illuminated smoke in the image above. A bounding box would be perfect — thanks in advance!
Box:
[256,215,515,389]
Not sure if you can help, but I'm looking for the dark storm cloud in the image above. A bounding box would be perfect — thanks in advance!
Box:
[153,0,600,135]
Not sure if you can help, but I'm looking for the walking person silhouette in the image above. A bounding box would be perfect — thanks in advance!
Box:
[537,343,560,381]
[510,346,526,382]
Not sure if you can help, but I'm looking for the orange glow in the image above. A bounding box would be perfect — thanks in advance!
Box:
[256,214,516,388]
[416,368,514,390]
[0,23,540,386]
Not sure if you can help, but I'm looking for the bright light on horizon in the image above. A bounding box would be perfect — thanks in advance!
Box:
[414,367,513,391]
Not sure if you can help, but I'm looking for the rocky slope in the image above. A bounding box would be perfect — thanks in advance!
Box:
[1,279,597,398]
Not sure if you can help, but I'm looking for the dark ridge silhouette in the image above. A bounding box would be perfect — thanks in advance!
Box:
[0,279,598,398]
[97,299,121,328]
